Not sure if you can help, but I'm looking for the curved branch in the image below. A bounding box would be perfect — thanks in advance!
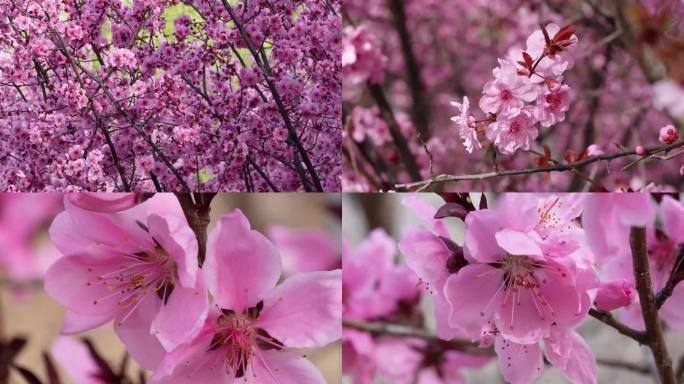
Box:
[589,308,646,343]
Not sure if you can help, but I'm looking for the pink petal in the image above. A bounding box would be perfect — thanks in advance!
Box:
[434,294,462,340]
[268,226,339,275]
[247,350,326,384]
[495,337,543,384]
[152,331,229,384]
[494,229,542,258]
[399,226,450,289]
[614,193,656,227]
[661,196,684,243]
[464,210,506,263]
[204,209,281,313]
[373,337,423,383]
[147,213,198,287]
[496,284,551,344]
[51,336,101,384]
[444,264,504,340]
[258,270,341,349]
[400,196,450,237]
[544,329,597,384]
[60,310,112,335]
[151,275,209,351]
[67,192,138,212]
[48,212,92,255]
[114,294,165,370]
[44,250,122,316]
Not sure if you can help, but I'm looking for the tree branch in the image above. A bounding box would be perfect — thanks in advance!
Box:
[589,308,646,343]
[175,193,215,267]
[395,139,684,190]
[630,226,676,384]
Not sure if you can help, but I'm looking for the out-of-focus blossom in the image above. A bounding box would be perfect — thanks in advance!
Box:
[653,80,684,118]
[268,225,339,275]
[659,124,679,145]
[51,337,103,384]
[450,96,481,153]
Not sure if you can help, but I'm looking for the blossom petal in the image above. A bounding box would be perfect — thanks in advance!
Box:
[444,264,504,340]
[114,294,165,370]
[662,196,684,243]
[494,229,542,258]
[247,350,326,384]
[147,213,198,287]
[258,270,341,349]
[495,337,543,384]
[60,310,112,334]
[204,209,281,312]
[464,210,505,263]
[151,275,209,351]
[544,329,597,384]
[399,226,450,288]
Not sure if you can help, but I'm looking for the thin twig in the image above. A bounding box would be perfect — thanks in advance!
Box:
[589,308,646,343]
[395,140,684,190]
[630,226,676,384]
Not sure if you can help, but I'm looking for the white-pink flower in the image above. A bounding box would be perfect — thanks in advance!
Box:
[485,108,538,154]
[479,59,538,115]
[450,96,480,153]
[534,83,572,127]
[109,48,137,69]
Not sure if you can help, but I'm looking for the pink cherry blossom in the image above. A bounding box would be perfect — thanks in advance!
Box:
[479,60,537,115]
[450,96,480,153]
[659,124,679,145]
[444,194,597,344]
[44,194,208,369]
[534,83,572,127]
[342,26,387,96]
[344,228,419,321]
[151,209,341,383]
[485,108,538,154]
[595,280,636,312]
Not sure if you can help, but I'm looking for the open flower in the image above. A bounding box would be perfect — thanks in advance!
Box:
[151,209,342,383]
[479,60,537,115]
[534,83,572,127]
[44,194,208,369]
[450,96,481,153]
[485,108,538,154]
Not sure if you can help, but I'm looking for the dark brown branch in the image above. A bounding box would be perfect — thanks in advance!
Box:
[175,193,215,267]
[396,139,684,190]
[595,357,650,375]
[630,227,676,384]
[589,308,646,343]
[221,1,323,191]
[388,0,430,140]
[368,83,422,181]
[655,245,684,309]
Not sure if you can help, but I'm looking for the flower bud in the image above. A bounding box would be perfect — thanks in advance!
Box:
[595,279,636,311]
[659,124,679,145]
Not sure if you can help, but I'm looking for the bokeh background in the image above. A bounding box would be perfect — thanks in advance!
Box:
[1,193,341,384]
[343,193,684,383]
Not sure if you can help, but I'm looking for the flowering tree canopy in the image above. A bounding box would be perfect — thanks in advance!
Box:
[0,0,341,192]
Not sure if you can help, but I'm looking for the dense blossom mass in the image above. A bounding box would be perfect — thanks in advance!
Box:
[344,193,684,383]
[342,1,684,191]
[0,1,341,192]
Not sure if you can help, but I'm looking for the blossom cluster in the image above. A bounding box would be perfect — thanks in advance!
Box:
[452,24,577,155]
[342,1,684,191]
[36,193,341,383]
[343,193,684,383]
[0,1,341,192]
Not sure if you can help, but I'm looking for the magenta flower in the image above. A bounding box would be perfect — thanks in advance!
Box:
[444,194,597,344]
[151,209,341,383]
[44,194,208,369]
[659,124,679,145]
[450,96,481,153]
[594,280,636,312]
[485,108,538,154]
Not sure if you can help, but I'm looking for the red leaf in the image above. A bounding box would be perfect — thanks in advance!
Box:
[543,144,551,158]
[522,51,533,68]
[540,23,552,45]
[553,24,576,43]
